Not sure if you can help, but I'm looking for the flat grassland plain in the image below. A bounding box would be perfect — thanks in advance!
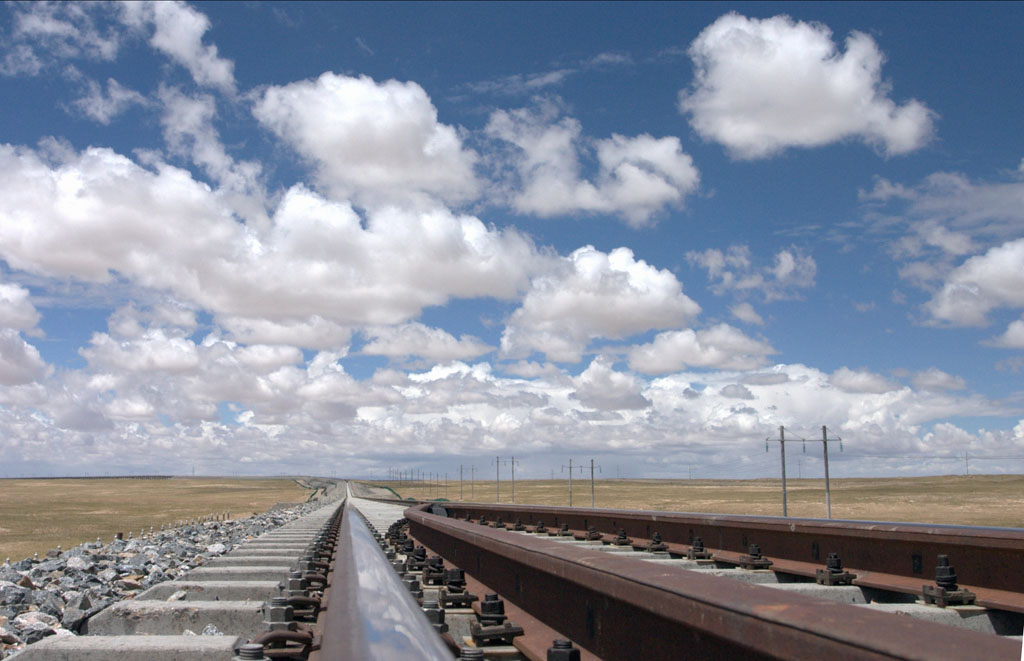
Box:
[0,477,313,563]
[385,474,1024,529]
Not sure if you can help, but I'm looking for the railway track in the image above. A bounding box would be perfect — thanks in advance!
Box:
[9,481,1024,659]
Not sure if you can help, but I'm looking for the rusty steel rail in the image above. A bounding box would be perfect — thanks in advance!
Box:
[412,502,1024,604]
[310,500,451,661]
[407,504,1022,660]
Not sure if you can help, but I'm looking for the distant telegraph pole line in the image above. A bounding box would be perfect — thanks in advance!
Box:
[589,459,602,507]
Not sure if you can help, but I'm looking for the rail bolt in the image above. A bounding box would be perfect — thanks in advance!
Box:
[403,576,423,600]
[480,593,507,625]
[233,642,269,661]
[444,568,467,591]
[934,554,958,591]
[548,639,581,661]
[648,532,669,552]
[816,552,855,585]
[263,596,295,631]
[422,597,449,634]
[687,536,712,560]
[284,570,307,596]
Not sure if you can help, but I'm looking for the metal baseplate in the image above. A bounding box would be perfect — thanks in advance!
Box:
[816,568,857,586]
[738,555,773,570]
[439,588,479,609]
[922,584,976,608]
[470,620,525,646]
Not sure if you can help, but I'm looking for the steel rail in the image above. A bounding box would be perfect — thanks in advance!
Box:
[407,504,1021,660]
[416,502,1024,598]
[310,500,451,661]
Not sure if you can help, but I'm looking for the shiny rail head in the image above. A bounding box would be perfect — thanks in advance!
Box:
[315,500,451,661]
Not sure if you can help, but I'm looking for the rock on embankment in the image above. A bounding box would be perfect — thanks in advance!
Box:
[0,480,342,659]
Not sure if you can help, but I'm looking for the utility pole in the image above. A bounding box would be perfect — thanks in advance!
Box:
[965,452,969,476]
[589,459,602,507]
[562,459,582,506]
[766,426,791,517]
[510,457,519,504]
[459,465,464,501]
[445,473,448,500]
[471,465,475,500]
[492,456,514,503]
[816,426,843,520]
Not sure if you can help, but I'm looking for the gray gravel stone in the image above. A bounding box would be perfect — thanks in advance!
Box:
[0,492,340,659]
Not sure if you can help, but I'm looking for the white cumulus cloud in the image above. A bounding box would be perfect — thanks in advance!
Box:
[687,244,816,301]
[362,323,494,362]
[680,13,934,159]
[911,368,966,392]
[828,367,900,394]
[72,77,147,124]
[0,283,42,332]
[987,317,1024,349]
[730,302,764,325]
[501,246,701,362]
[627,323,776,374]
[0,329,50,385]
[926,238,1024,326]
[118,1,236,93]
[486,102,699,226]
[254,72,479,206]
[0,145,542,329]
[571,356,651,410]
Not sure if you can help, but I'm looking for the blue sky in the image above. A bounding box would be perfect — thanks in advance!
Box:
[1,2,1023,481]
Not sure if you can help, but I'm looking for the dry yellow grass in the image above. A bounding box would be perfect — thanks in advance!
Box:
[380,474,1024,529]
[0,477,313,562]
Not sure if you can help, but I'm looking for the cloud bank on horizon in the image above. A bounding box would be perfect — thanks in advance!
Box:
[0,2,1022,480]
